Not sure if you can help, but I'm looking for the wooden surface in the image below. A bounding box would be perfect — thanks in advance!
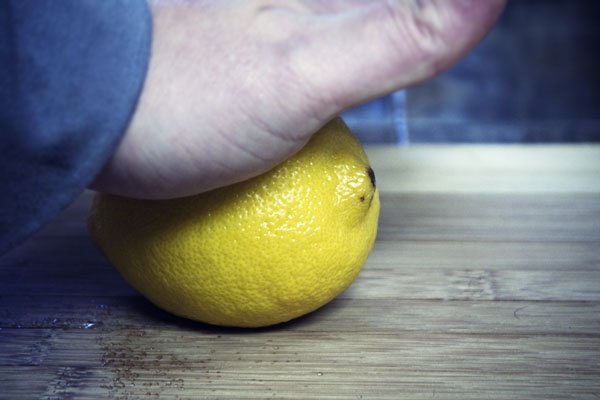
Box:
[1,145,599,399]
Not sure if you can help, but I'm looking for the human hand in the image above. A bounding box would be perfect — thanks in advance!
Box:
[91,0,506,199]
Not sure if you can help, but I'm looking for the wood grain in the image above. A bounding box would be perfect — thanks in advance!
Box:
[1,145,599,399]
[1,329,599,399]
[367,145,600,194]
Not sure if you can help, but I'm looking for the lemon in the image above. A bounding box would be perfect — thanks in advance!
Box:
[88,117,379,328]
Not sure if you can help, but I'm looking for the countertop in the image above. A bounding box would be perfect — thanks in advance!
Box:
[1,145,599,399]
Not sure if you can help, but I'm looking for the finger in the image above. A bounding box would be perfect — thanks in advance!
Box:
[291,0,506,115]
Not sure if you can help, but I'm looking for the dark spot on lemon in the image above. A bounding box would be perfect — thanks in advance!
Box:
[367,167,376,188]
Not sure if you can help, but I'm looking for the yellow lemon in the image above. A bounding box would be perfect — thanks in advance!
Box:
[88,117,379,328]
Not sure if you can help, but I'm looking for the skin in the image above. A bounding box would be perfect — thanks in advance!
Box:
[91,0,507,199]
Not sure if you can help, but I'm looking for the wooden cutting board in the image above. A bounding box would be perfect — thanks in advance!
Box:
[1,145,599,399]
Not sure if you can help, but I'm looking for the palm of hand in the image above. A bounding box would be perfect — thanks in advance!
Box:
[91,0,505,199]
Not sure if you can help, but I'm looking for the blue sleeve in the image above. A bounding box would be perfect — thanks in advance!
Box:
[0,0,152,254]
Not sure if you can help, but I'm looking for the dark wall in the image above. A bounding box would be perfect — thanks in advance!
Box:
[345,0,600,143]
[407,0,600,143]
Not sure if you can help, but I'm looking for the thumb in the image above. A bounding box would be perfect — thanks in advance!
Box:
[293,0,506,113]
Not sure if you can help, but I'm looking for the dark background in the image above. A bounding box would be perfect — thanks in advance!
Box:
[344,0,600,144]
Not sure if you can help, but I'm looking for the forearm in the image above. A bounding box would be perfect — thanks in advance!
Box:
[0,0,152,253]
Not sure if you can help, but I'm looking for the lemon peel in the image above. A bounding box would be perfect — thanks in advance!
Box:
[88,117,379,327]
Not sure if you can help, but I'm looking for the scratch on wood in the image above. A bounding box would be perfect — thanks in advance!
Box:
[513,306,528,320]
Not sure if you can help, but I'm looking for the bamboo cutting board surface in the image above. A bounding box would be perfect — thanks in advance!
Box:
[1,145,599,399]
